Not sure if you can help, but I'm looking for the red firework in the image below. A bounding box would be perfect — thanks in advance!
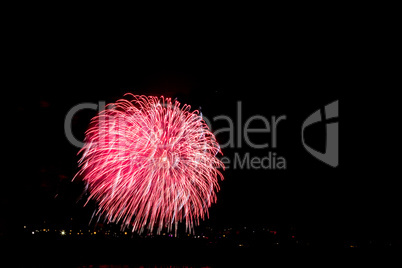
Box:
[76,94,224,234]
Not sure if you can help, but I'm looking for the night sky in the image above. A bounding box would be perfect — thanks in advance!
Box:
[6,35,399,249]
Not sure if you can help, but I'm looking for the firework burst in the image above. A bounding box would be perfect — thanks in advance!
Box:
[75,94,224,234]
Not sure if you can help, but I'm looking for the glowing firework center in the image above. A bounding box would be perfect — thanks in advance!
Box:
[75,94,224,235]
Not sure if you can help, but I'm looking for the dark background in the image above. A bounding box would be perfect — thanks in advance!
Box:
[4,26,400,265]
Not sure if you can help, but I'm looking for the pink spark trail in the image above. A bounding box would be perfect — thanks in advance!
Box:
[75,94,224,234]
